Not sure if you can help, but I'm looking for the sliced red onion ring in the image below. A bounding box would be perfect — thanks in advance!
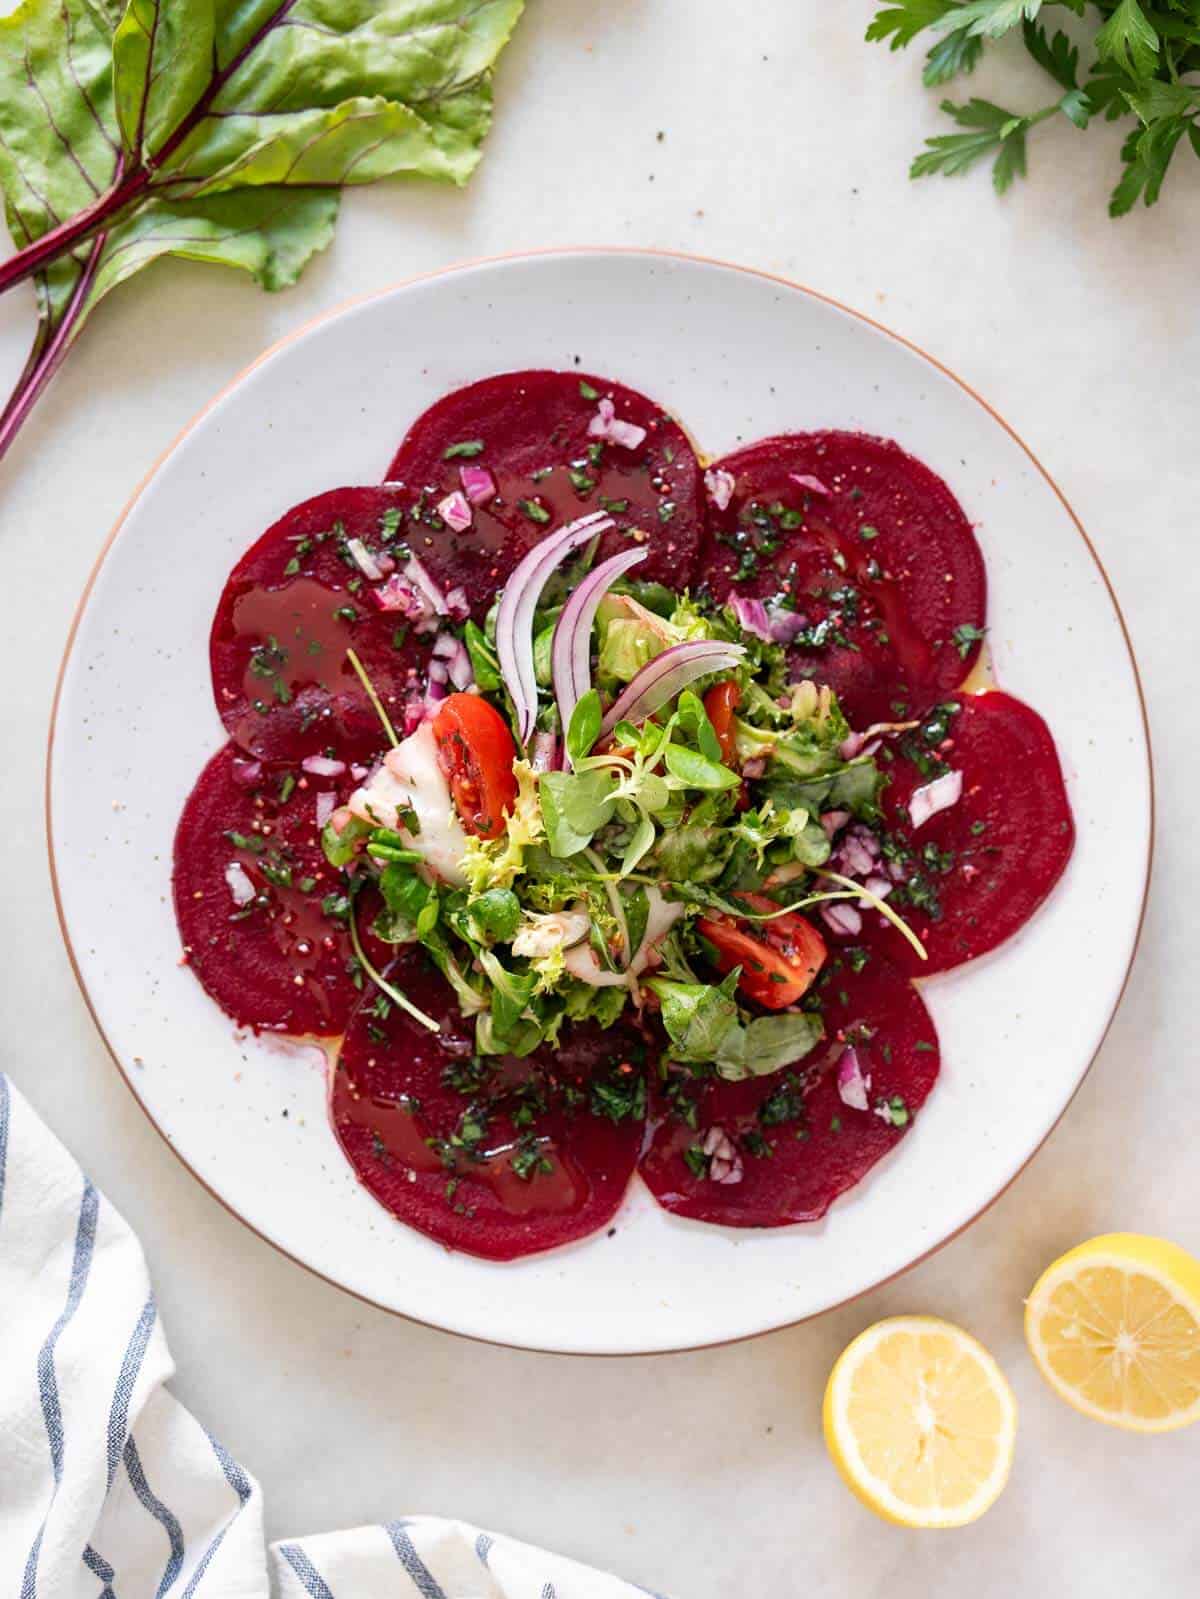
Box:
[551,546,648,755]
[599,640,745,736]
[908,768,963,830]
[836,1046,871,1111]
[530,731,563,773]
[496,511,613,742]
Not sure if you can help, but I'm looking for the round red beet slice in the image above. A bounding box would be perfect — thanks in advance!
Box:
[639,952,938,1227]
[210,486,434,764]
[173,742,376,1036]
[381,370,704,610]
[332,952,649,1259]
[843,691,1075,977]
[699,432,986,725]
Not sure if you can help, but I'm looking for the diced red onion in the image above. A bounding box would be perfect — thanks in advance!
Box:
[530,731,562,773]
[225,861,256,906]
[874,1100,902,1126]
[436,490,472,533]
[908,768,963,831]
[836,829,878,879]
[726,592,808,646]
[599,640,745,736]
[861,873,894,904]
[552,545,648,755]
[401,694,427,735]
[404,553,450,617]
[819,809,851,839]
[330,805,354,835]
[347,538,387,582]
[836,1046,871,1112]
[587,396,647,451]
[704,468,736,511]
[742,757,767,779]
[301,754,346,778]
[701,1126,743,1186]
[433,632,473,691]
[496,510,613,742]
[428,658,449,685]
[350,764,368,781]
[728,595,771,639]
[790,472,831,497]
[821,901,862,937]
[230,757,263,789]
[459,464,496,505]
[373,574,428,621]
[314,791,336,829]
[444,586,470,621]
[838,720,916,761]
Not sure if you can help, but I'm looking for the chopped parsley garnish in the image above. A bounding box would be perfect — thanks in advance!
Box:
[517,498,551,524]
[442,439,485,460]
[952,622,987,659]
[578,380,599,400]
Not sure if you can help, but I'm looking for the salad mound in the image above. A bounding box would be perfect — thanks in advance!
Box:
[172,368,1074,1260]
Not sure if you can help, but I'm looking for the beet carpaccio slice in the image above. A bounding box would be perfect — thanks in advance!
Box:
[173,742,378,1036]
[849,691,1075,977]
[210,486,433,764]
[639,954,939,1226]
[382,369,704,610]
[332,951,649,1259]
[699,432,986,725]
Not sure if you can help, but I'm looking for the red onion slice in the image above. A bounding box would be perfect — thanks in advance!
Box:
[599,640,745,736]
[551,546,648,754]
[495,511,613,742]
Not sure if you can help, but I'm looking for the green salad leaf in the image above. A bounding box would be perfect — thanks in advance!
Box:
[0,0,526,463]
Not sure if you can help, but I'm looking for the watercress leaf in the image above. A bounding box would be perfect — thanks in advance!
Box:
[322,811,371,867]
[715,1012,825,1082]
[468,887,522,943]
[644,973,743,1064]
[477,949,537,1035]
[663,744,740,792]
[539,769,617,857]
[464,620,502,692]
[623,885,650,959]
[375,860,438,942]
[678,688,722,761]
[620,813,656,878]
[612,720,643,748]
[634,770,671,814]
[566,688,602,765]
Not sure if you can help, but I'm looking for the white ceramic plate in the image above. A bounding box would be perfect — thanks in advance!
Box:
[49,250,1151,1355]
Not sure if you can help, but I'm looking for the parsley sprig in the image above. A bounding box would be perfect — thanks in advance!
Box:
[868,0,1200,213]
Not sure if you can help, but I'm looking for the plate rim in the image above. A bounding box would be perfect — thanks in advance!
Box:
[44,244,1156,1356]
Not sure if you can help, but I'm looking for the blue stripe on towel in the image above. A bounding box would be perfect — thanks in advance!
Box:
[385,1522,447,1599]
[124,1437,185,1599]
[107,1297,156,1488]
[279,1544,336,1599]
[83,1543,116,1598]
[179,1434,255,1597]
[21,1180,100,1599]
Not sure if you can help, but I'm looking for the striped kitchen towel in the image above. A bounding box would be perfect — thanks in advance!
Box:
[0,1076,663,1599]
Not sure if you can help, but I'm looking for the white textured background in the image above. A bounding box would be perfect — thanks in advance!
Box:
[2,3,1195,1594]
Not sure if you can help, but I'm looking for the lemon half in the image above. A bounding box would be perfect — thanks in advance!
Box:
[823,1315,1017,1528]
[1025,1233,1200,1432]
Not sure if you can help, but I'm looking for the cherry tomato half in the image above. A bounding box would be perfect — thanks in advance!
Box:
[431,693,519,840]
[703,680,741,767]
[697,891,827,1010]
